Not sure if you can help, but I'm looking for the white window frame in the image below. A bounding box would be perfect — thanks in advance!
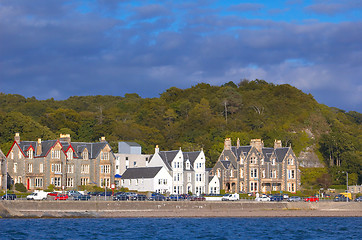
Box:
[28,163,33,173]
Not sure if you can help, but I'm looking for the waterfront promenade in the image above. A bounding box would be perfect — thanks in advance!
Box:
[1,201,361,218]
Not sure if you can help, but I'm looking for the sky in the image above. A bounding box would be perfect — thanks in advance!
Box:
[0,0,361,112]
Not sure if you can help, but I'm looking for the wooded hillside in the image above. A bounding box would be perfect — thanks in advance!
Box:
[1,80,361,187]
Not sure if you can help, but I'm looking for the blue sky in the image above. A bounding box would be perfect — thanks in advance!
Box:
[0,0,361,112]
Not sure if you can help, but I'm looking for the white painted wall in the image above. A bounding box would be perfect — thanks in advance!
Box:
[208,175,220,194]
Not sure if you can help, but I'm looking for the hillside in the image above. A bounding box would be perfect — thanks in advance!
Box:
[0,80,361,187]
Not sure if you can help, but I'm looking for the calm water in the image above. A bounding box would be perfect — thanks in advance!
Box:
[0,217,361,239]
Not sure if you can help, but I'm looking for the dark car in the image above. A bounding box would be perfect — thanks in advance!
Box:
[190,195,206,201]
[72,194,91,201]
[168,194,185,201]
[270,195,284,202]
[113,193,129,201]
[2,194,16,200]
[136,194,147,201]
[333,194,350,202]
[354,196,362,202]
[149,193,166,201]
[89,191,102,196]
[98,191,113,197]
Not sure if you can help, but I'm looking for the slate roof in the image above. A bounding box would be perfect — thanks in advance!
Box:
[274,148,289,162]
[221,160,231,169]
[158,150,179,169]
[183,151,201,165]
[17,139,111,160]
[262,148,274,162]
[121,167,163,179]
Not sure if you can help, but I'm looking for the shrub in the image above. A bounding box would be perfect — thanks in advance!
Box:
[15,183,27,192]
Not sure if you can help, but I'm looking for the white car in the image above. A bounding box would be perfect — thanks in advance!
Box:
[255,195,270,202]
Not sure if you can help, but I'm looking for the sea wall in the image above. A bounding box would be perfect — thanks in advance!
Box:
[0,201,361,218]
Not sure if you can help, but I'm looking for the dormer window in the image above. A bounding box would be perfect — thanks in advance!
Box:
[28,149,33,159]
[100,151,109,160]
[67,150,73,160]
[51,149,60,159]
[261,158,264,165]
[10,151,14,160]
[250,157,256,164]
[272,158,276,165]
[288,158,293,165]
[240,157,244,164]
[186,162,190,170]
[18,151,22,159]
[82,151,88,160]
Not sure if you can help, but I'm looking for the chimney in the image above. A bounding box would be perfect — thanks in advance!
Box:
[14,133,20,144]
[237,138,240,148]
[224,138,232,150]
[274,140,282,149]
[37,138,42,156]
[59,134,71,143]
[100,136,106,142]
[250,139,264,152]
[155,145,159,154]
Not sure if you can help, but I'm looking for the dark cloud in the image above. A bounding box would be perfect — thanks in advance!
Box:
[0,0,361,112]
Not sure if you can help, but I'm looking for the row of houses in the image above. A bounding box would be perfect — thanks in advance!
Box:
[0,133,300,194]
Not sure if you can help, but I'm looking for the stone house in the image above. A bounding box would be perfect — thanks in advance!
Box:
[211,138,300,193]
[6,133,115,190]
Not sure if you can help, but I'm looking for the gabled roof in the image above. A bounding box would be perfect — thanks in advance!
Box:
[158,150,179,168]
[221,160,231,169]
[262,148,274,162]
[183,151,201,165]
[121,167,163,179]
[275,148,289,162]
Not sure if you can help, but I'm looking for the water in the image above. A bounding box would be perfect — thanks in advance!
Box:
[0,217,361,239]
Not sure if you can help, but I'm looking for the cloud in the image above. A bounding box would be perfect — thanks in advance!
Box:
[304,0,362,15]
[0,0,361,112]
[228,3,264,12]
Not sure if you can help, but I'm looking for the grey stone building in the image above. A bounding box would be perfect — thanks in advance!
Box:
[6,133,115,190]
[211,138,300,193]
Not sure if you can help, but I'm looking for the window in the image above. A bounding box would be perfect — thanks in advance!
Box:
[39,164,43,173]
[240,168,243,178]
[250,182,258,192]
[67,150,73,160]
[250,157,256,164]
[100,178,110,187]
[10,151,14,160]
[217,169,221,178]
[133,161,136,166]
[163,179,167,184]
[51,164,62,173]
[272,158,276,165]
[28,149,33,159]
[35,178,43,187]
[18,151,22,159]
[66,178,74,187]
[81,164,89,174]
[262,170,265,178]
[288,170,295,179]
[51,177,61,187]
[186,162,190,170]
[288,158,294,165]
[67,164,74,173]
[261,158,264,165]
[230,170,233,177]
[240,157,243,164]
[250,168,258,178]
[100,165,110,174]
[81,178,89,185]
[28,164,33,173]
[82,151,88,160]
[100,151,109,160]
[14,163,17,173]
[51,149,60,159]
[188,173,191,182]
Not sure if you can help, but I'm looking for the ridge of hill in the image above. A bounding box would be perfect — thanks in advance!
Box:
[0,80,361,187]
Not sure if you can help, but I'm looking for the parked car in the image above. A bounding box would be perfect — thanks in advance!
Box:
[270,195,284,202]
[287,196,301,202]
[98,191,113,197]
[168,194,185,201]
[283,194,289,200]
[136,194,147,201]
[55,194,69,200]
[354,196,362,202]
[222,193,240,201]
[113,192,129,201]
[255,195,270,202]
[47,192,58,197]
[333,194,351,202]
[304,196,319,202]
[2,194,16,200]
[190,195,206,201]
[149,193,166,201]
[27,191,48,200]
[72,193,91,201]
[89,191,102,196]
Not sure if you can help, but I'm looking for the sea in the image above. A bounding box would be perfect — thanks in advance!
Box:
[0,217,361,239]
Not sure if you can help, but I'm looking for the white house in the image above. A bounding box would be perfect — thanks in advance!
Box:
[208,175,220,194]
[148,146,207,195]
[121,166,172,193]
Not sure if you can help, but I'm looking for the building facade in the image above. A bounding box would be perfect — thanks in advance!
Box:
[0,149,7,190]
[148,146,208,195]
[6,133,115,190]
[211,138,300,193]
